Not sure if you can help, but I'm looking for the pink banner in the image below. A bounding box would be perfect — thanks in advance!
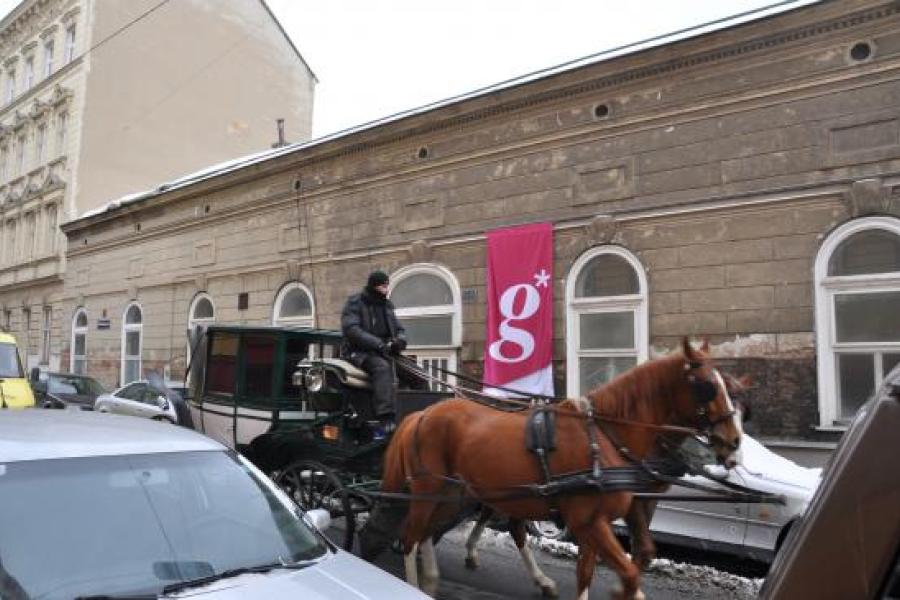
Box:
[484,222,554,397]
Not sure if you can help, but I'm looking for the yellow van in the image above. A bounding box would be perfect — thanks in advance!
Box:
[0,332,35,408]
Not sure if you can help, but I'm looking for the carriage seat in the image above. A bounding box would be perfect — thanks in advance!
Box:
[298,358,371,389]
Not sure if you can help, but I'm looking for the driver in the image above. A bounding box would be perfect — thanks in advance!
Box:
[340,271,410,433]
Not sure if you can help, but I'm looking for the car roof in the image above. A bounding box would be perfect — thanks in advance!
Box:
[0,410,223,462]
[0,332,18,344]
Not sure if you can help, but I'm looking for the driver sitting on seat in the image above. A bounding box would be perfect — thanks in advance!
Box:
[340,271,418,433]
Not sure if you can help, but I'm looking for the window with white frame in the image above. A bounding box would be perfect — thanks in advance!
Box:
[56,112,67,156]
[40,305,51,365]
[15,134,25,176]
[23,57,33,91]
[121,303,142,385]
[35,124,46,164]
[272,282,315,327]
[5,70,15,105]
[389,265,461,391]
[187,293,215,365]
[565,246,648,397]
[814,217,900,426]
[43,39,54,77]
[71,308,87,374]
[64,24,76,64]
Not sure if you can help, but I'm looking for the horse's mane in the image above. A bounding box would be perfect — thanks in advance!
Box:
[580,352,685,422]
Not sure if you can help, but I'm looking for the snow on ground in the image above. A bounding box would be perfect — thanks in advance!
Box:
[444,523,763,599]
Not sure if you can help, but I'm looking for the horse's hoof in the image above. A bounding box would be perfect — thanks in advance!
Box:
[539,582,558,598]
[464,556,478,570]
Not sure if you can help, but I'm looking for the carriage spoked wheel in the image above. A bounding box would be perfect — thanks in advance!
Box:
[274,460,356,551]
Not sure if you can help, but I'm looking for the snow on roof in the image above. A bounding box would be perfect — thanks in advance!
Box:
[73,0,818,225]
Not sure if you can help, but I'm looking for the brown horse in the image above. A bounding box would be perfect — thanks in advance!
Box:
[373,338,742,599]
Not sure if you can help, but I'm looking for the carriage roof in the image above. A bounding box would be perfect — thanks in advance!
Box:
[204,324,343,343]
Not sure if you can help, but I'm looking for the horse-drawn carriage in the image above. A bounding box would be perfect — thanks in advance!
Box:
[185,325,783,599]
[186,324,452,549]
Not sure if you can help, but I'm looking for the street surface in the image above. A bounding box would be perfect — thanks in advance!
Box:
[330,524,762,599]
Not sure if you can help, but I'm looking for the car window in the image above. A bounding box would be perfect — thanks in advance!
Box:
[0,343,24,378]
[117,383,145,401]
[141,388,162,405]
[0,450,326,600]
[48,376,79,395]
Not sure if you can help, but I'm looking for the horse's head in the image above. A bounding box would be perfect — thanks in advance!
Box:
[674,338,744,469]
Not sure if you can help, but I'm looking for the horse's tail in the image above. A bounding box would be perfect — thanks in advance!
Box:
[359,411,421,561]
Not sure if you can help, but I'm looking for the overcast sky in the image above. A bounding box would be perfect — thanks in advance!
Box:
[0,0,811,138]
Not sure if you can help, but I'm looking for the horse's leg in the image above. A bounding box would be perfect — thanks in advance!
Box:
[624,499,658,570]
[419,537,440,597]
[574,544,598,600]
[509,518,558,598]
[403,541,419,589]
[589,519,643,600]
[464,506,491,569]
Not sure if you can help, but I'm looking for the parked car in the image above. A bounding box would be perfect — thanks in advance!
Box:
[532,432,821,562]
[30,370,108,410]
[0,331,34,408]
[0,410,428,600]
[643,433,821,562]
[95,379,189,425]
[760,365,900,599]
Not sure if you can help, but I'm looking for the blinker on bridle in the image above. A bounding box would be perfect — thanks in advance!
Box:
[684,361,739,451]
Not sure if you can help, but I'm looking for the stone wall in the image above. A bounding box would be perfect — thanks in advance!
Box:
[61,0,900,441]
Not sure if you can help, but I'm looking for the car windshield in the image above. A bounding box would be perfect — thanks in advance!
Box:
[0,343,23,378]
[0,450,327,600]
[48,375,107,396]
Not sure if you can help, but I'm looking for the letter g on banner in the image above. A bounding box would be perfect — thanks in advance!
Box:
[488,283,540,363]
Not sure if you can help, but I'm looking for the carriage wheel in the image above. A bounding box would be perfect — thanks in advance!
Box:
[274,460,356,551]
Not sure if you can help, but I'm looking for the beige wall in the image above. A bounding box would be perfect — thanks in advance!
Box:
[75,0,315,215]
[62,0,900,440]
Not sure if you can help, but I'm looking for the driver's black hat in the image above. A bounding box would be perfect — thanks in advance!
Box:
[367,270,390,288]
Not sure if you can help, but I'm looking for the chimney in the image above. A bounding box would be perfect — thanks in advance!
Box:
[272,118,287,148]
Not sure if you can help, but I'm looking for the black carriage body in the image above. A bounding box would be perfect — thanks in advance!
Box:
[186,324,451,475]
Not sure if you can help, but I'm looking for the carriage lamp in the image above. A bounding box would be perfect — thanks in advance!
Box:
[304,368,325,392]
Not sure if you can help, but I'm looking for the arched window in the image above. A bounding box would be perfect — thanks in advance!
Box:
[389,265,462,390]
[565,246,648,397]
[272,282,315,328]
[71,308,87,374]
[814,217,900,426]
[121,303,142,385]
[187,294,215,366]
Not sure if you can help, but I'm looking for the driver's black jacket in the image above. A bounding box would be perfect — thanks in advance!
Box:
[340,289,407,365]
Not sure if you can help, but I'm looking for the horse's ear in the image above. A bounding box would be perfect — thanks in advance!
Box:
[681,337,698,362]
[723,373,753,394]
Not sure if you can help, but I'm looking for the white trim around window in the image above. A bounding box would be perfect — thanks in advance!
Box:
[565,245,649,398]
[71,308,87,374]
[272,281,315,328]
[814,216,900,427]
[121,302,143,385]
[389,263,462,390]
[187,293,215,365]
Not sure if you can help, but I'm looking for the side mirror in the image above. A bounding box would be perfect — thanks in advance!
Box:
[306,508,331,532]
[157,396,170,410]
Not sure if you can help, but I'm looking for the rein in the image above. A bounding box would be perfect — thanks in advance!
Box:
[395,355,705,438]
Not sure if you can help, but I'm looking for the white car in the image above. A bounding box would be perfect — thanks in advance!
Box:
[646,433,822,562]
[95,380,181,423]
[0,411,428,600]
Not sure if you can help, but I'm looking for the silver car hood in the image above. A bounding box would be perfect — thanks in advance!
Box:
[167,550,426,599]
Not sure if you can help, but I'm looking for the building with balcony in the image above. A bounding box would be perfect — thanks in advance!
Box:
[0,0,315,371]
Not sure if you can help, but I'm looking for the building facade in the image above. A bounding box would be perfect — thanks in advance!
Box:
[61,0,900,457]
[0,0,315,371]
